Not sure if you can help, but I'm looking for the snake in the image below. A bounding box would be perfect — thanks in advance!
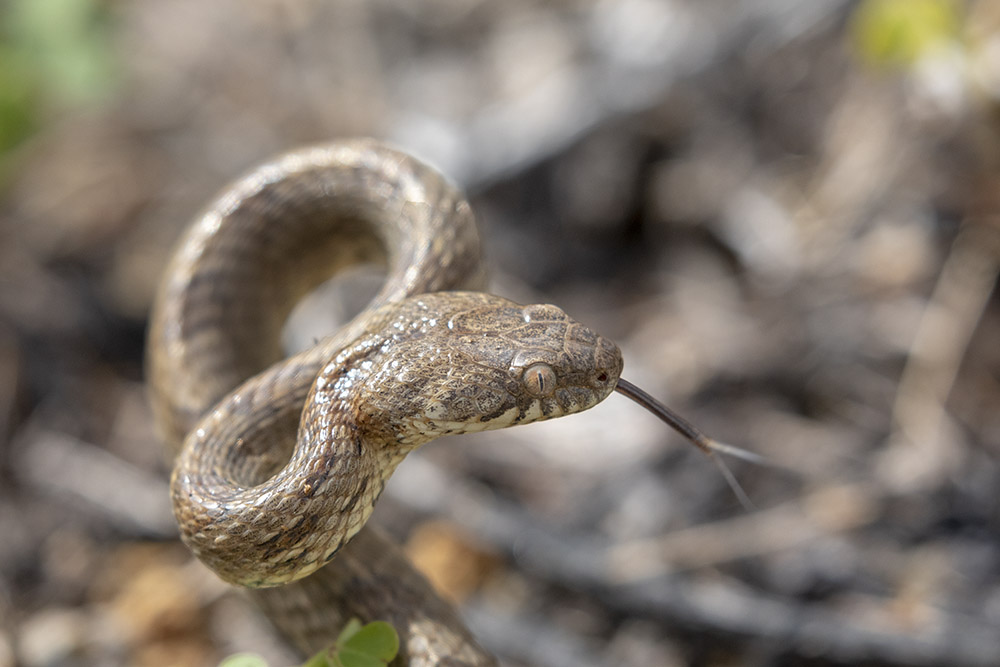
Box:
[147,139,725,665]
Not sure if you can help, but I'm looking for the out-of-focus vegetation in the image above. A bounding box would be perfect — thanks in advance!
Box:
[220,620,399,667]
[852,0,960,66]
[0,0,116,156]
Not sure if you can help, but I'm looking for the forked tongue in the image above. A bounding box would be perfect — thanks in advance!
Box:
[614,378,763,510]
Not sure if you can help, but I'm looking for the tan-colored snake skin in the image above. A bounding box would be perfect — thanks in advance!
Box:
[148,140,625,665]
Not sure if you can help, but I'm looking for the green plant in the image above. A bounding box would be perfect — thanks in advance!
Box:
[219,619,400,667]
[0,0,117,154]
[219,655,268,667]
[850,0,961,66]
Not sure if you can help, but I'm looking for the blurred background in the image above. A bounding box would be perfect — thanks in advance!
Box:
[1,0,999,665]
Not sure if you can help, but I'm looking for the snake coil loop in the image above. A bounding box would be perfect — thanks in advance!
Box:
[149,140,624,665]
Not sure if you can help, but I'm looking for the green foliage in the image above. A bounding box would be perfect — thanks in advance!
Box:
[0,0,117,154]
[219,620,400,667]
[328,619,399,667]
[218,654,269,667]
[0,44,37,155]
[851,0,960,66]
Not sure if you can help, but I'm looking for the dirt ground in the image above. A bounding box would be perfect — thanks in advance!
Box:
[2,1,999,666]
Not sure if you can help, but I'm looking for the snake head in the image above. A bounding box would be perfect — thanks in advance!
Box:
[347,292,623,447]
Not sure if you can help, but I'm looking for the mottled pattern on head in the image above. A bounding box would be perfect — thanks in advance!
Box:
[309,292,623,447]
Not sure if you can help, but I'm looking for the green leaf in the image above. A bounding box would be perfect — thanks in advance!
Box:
[334,651,386,667]
[851,0,960,66]
[335,618,364,645]
[5,0,118,105]
[0,46,39,154]
[330,620,400,667]
[340,621,399,661]
[302,649,334,667]
[218,654,269,667]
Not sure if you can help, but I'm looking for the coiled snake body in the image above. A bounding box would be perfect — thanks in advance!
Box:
[148,140,625,665]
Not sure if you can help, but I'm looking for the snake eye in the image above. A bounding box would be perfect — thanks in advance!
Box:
[522,363,557,397]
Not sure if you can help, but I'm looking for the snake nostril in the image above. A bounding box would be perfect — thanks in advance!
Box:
[597,372,608,383]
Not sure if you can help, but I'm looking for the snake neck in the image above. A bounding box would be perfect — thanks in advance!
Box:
[170,331,412,589]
